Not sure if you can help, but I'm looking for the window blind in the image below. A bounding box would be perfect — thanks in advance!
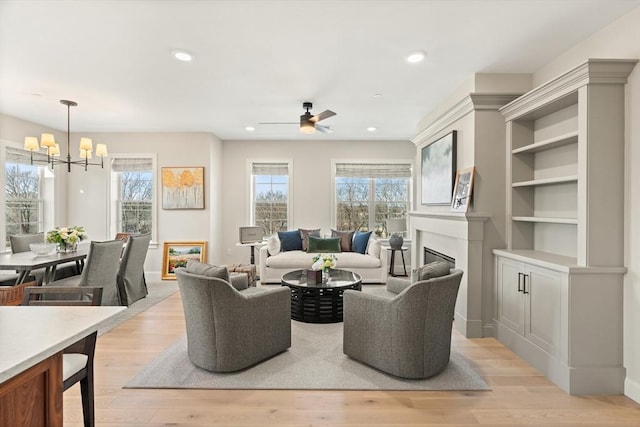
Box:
[251,162,289,176]
[6,147,49,164]
[335,163,412,179]
[111,158,153,172]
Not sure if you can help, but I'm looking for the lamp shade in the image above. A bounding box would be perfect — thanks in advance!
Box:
[79,137,93,151]
[386,218,407,234]
[24,137,39,151]
[49,144,60,156]
[40,133,56,148]
[79,149,92,159]
[95,143,108,157]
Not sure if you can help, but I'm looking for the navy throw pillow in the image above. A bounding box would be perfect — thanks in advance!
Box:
[278,230,303,251]
[352,231,372,254]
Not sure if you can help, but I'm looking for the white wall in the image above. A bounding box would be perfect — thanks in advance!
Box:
[72,131,224,272]
[221,139,416,267]
[527,5,640,402]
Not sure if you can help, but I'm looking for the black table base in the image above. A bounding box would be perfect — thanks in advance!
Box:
[288,282,361,323]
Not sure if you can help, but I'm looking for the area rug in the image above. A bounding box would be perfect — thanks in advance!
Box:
[98,280,178,335]
[125,321,489,391]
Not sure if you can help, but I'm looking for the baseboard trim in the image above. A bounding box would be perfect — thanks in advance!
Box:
[454,312,483,338]
[625,376,640,403]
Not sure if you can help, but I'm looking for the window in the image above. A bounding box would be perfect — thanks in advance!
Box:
[250,162,290,235]
[335,162,411,232]
[4,148,49,245]
[110,156,155,240]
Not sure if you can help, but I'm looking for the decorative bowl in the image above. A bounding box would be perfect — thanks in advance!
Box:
[29,243,57,256]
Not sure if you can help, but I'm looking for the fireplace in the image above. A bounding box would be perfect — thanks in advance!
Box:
[424,247,455,269]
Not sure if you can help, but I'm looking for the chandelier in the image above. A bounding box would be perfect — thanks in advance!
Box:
[24,99,108,172]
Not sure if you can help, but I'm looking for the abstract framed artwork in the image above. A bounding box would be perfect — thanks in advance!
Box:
[451,166,475,213]
[162,241,208,280]
[421,131,457,205]
[161,166,205,209]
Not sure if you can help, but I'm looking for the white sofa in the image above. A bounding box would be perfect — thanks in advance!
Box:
[258,238,388,284]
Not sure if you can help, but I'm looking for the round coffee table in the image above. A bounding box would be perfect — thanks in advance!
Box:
[281,269,362,323]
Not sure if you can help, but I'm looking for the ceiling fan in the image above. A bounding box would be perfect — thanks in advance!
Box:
[260,102,336,134]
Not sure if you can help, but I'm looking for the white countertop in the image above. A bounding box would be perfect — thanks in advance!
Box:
[0,306,125,383]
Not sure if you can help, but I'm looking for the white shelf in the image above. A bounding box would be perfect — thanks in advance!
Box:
[512,131,578,154]
[512,216,578,224]
[512,175,578,187]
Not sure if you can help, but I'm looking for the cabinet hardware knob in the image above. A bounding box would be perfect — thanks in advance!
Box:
[517,272,523,292]
[523,274,529,294]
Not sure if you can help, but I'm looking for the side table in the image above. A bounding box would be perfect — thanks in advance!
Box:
[235,241,266,265]
[386,247,408,277]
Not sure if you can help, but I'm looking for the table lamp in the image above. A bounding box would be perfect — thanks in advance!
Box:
[386,218,407,250]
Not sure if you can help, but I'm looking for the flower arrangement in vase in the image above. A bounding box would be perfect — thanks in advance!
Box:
[46,226,87,253]
[311,253,337,282]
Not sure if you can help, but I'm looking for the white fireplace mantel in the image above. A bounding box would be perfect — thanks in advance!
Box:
[409,210,491,338]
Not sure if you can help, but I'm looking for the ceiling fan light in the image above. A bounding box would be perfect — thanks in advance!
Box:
[300,120,315,134]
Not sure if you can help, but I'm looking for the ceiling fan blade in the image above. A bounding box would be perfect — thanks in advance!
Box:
[315,124,333,134]
[309,110,336,123]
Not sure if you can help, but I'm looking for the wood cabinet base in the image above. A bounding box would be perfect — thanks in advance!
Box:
[0,352,63,426]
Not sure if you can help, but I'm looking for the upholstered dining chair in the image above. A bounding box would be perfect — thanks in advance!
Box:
[343,265,463,379]
[117,233,151,306]
[22,286,103,427]
[175,263,291,372]
[48,240,124,305]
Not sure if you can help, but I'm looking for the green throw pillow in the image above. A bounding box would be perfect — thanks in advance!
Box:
[307,236,341,253]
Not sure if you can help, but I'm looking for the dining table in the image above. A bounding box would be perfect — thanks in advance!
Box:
[0,246,89,285]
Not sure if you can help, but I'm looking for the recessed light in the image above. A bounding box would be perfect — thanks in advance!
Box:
[172,50,194,62]
[406,51,426,63]
[245,126,255,132]
[367,127,377,132]
[373,93,382,98]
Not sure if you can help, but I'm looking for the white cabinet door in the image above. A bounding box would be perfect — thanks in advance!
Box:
[524,264,561,356]
[496,256,525,335]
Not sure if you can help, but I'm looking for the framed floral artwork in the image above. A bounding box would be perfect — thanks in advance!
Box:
[161,166,205,209]
[451,166,475,213]
[162,241,208,280]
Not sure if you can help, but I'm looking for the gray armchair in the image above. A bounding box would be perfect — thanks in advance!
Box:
[175,268,291,372]
[343,269,463,379]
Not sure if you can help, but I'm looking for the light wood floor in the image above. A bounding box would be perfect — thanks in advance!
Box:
[62,287,640,426]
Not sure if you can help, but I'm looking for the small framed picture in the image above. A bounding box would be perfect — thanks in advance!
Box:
[162,241,208,280]
[451,167,475,213]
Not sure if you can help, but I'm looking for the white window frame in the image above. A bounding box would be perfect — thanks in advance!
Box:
[247,159,293,233]
[1,140,56,252]
[331,159,413,233]
[108,153,157,247]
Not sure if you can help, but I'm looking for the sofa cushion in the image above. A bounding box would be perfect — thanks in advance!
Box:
[352,231,372,254]
[299,228,321,251]
[307,236,341,253]
[186,260,230,282]
[265,250,381,269]
[266,234,280,256]
[331,229,354,252]
[412,261,451,282]
[278,230,303,252]
[367,238,381,258]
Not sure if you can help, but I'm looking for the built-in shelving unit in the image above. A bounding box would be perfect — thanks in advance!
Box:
[495,58,637,395]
